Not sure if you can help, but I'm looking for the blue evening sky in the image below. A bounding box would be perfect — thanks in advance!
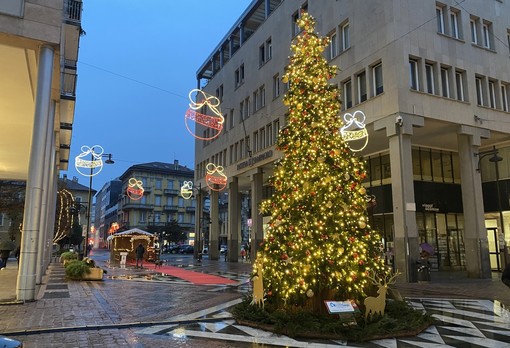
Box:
[63,0,252,192]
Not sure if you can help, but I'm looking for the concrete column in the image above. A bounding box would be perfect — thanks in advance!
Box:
[209,189,220,260]
[227,177,240,262]
[457,126,491,278]
[37,101,56,283]
[194,188,203,260]
[375,113,424,283]
[46,165,58,266]
[17,45,54,301]
[251,169,264,261]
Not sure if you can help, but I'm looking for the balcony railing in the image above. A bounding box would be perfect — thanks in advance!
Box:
[123,203,154,210]
[64,0,82,24]
[186,207,196,213]
[61,72,77,99]
[163,205,180,212]
[164,189,180,195]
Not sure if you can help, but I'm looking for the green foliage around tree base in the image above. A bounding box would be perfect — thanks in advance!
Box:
[232,296,434,342]
[64,260,91,280]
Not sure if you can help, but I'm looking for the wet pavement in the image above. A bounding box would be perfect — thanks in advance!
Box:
[0,249,509,347]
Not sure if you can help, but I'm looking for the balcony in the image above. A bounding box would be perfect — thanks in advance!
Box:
[186,206,196,213]
[123,203,154,210]
[164,189,180,195]
[61,71,77,100]
[163,205,179,212]
[64,0,83,24]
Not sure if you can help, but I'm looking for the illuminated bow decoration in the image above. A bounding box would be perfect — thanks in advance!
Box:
[189,89,222,117]
[205,163,227,191]
[75,145,105,177]
[340,110,369,152]
[180,181,194,199]
[127,177,144,200]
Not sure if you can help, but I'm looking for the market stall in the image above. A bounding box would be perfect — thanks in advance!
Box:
[106,228,158,263]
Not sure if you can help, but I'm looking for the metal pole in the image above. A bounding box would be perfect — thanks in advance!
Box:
[84,152,93,258]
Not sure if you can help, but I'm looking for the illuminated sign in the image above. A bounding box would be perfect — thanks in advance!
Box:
[340,110,369,152]
[126,178,144,200]
[205,163,227,191]
[75,145,106,177]
[185,89,224,140]
[180,181,193,199]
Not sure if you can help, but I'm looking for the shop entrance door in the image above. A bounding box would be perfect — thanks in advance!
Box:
[487,227,502,271]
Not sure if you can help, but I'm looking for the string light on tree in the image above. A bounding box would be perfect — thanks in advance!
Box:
[255,11,387,313]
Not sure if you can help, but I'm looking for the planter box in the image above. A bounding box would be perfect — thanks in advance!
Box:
[81,268,104,280]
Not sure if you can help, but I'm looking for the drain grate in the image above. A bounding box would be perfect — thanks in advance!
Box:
[42,292,70,299]
[46,284,68,290]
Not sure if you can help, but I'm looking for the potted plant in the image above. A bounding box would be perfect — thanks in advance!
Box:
[59,251,78,266]
[64,257,105,280]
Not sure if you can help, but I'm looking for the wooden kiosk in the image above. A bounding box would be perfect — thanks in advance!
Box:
[107,228,158,264]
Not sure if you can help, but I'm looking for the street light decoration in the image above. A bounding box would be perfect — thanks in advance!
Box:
[205,163,227,191]
[74,145,111,176]
[185,89,224,140]
[126,177,144,200]
[340,110,369,152]
[180,181,194,199]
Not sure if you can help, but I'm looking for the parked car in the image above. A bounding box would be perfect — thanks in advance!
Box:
[178,245,194,254]
[0,336,22,347]
[167,245,181,254]
[220,245,227,254]
[202,247,209,254]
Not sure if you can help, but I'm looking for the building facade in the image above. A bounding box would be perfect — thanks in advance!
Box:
[0,0,83,300]
[117,161,197,245]
[94,179,122,249]
[194,0,510,281]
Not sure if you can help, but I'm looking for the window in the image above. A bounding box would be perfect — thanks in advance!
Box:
[253,89,259,111]
[140,211,146,223]
[450,10,460,39]
[455,70,465,101]
[273,74,280,99]
[244,97,250,119]
[436,5,445,34]
[425,63,435,94]
[253,85,265,111]
[475,76,484,106]
[440,67,450,98]
[266,123,273,145]
[253,131,259,152]
[502,84,509,112]
[483,21,492,49]
[167,180,173,189]
[357,71,367,103]
[470,17,479,44]
[167,196,173,205]
[155,179,162,189]
[409,59,419,90]
[235,64,245,87]
[155,195,161,206]
[178,213,184,223]
[178,197,184,207]
[489,80,496,108]
[329,32,337,59]
[372,63,383,96]
[229,109,234,129]
[260,127,265,149]
[215,85,224,101]
[259,38,272,66]
[341,22,350,50]
[343,79,352,109]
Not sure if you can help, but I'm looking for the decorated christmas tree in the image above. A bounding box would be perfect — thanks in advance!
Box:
[256,12,387,313]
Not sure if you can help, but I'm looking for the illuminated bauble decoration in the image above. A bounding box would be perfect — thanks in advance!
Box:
[75,145,105,177]
[185,89,224,140]
[306,289,314,298]
[180,181,193,199]
[359,187,367,195]
[126,178,144,200]
[206,163,227,191]
[359,221,367,229]
[340,110,369,152]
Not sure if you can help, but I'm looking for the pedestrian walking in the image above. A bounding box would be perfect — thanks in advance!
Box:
[135,243,145,269]
[502,263,510,289]
[0,249,9,269]
[240,248,246,261]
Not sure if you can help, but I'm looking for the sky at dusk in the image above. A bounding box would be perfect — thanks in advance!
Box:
[63,0,252,192]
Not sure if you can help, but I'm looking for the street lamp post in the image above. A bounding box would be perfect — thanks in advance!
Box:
[83,151,114,258]
[475,146,504,270]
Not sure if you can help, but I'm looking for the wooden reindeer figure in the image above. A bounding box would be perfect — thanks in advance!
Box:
[251,260,265,308]
[364,271,400,320]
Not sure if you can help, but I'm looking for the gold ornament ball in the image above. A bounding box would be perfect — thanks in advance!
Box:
[359,221,367,229]
[359,187,367,195]
[306,289,314,298]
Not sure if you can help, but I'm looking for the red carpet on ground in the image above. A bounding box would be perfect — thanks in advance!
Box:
[128,261,237,285]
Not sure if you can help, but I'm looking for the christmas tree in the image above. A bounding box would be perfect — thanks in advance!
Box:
[257,12,387,313]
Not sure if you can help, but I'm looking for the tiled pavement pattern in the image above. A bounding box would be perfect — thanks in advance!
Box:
[0,249,509,347]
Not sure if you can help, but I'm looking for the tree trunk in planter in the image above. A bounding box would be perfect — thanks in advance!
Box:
[305,288,336,314]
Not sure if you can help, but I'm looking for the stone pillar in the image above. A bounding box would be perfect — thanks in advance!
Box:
[251,169,264,261]
[457,126,491,278]
[375,114,423,282]
[17,45,54,301]
[228,177,240,262]
[209,189,220,260]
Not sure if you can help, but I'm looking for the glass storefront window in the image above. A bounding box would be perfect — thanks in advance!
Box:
[431,150,442,182]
